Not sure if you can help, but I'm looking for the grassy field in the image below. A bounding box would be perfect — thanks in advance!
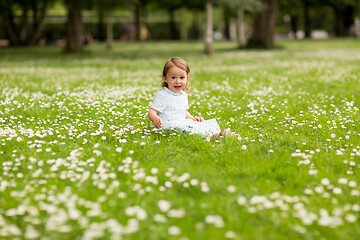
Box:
[1,39,360,240]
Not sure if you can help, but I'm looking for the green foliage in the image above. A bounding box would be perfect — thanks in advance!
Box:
[0,0,58,46]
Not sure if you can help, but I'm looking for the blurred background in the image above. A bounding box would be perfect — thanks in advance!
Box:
[0,0,359,53]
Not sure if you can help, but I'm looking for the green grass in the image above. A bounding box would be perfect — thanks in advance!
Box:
[1,39,360,239]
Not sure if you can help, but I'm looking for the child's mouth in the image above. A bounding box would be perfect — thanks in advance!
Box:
[174,86,181,89]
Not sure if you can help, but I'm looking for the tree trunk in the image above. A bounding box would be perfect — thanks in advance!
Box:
[223,8,230,40]
[303,1,311,38]
[19,1,30,44]
[236,6,246,47]
[28,1,48,45]
[3,10,19,46]
[180,12,189,41]
[333,5,354,36]
[168,9,178,40]
[290,15,298,39]
[97,8,106,41]
[65,0,83,52]
[190,10,200,40]
[204,2,213,55]
[135,2,142,41]
[106,12,113,49]
[2,0,49,46]
[344,6,354,34]
[247,0,278,48]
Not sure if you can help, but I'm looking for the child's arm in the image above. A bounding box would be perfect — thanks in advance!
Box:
[186,111,204,122]
[148,108,163,128]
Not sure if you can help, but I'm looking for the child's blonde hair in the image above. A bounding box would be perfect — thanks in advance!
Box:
[161,57,190,91]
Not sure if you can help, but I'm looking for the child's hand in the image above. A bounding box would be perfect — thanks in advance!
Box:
[153,116,164,128]
[193,116,204,122]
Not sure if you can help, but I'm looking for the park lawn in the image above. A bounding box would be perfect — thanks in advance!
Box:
[0,39,360,240]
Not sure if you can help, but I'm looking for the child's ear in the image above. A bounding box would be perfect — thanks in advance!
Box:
[187,75,190,80]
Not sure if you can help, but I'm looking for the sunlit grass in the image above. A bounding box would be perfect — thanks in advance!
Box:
[1,39,360,239]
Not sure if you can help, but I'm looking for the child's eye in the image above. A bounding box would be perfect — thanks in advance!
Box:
[171,76,176,79]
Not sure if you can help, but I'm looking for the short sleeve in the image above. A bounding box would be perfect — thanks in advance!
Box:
[150,91,166,113]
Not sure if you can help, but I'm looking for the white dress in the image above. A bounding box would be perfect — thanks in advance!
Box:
[150,87,221,136]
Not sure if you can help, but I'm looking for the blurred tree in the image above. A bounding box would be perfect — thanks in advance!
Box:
[92,0,123,49]
[151,0,183,40]
[247,0,278,48]
[105,1,113,49]
[220,0,261,47]
[179,0,214,55]
[325,0,359,36]
[300,0,313,38]
[222,5,232,40]
[85,0,128,48]
[65,0,83,52]
[91,0,106,42]
[279,0,300,38]
[175,8,193,40]
[0,0,54,46]
[132,0,150,41]
[280,0,331,39]
[204,1,213,55]
[181,1,203,40]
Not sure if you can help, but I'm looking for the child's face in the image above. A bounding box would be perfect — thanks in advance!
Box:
[163,66,189,93]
